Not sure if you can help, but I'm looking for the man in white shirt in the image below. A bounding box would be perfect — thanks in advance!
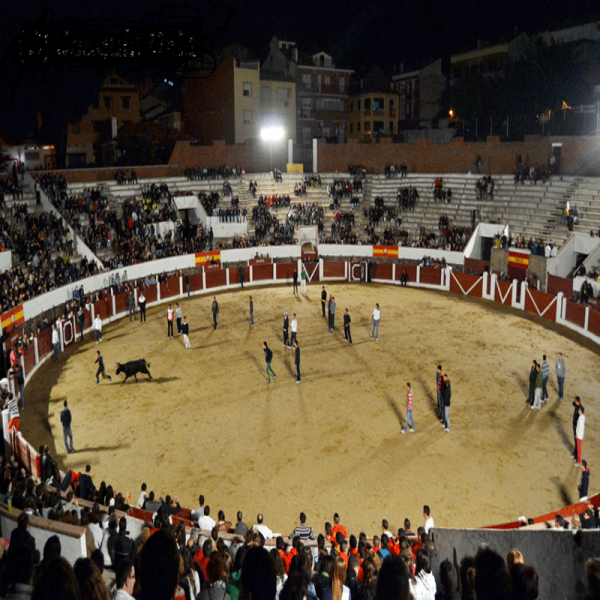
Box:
[197,506,216,532]
[371,303,381,341]
[112,559,136,600]
[423,505,435,534]
[291,313,298,347]
[575,406,585,467]
[136,483,147,509]
[52,325,60,361]
[252,513,274,539]
[94,315,103,343]
[191,495,205,523]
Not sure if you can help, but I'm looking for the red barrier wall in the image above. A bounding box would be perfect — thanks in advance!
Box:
[464,258,490,276]
[449,273,483,298]
[276,263,296,280]
[253,264,273,281]
[144,286,158,303]
[565,300,586,328]
[524,289,556,322]
[587,309,600,338]
[420,267,443,285]
[188,273,204,292]
[323,262,346,277]
[547,274,573,298]
[394,264,417,282]
[114,292,129,315]
[372,263,393,280]
[160,278,180,299]
[495,281,513,306]
[23,347,36,378]
[205,270,227,289]
[94,299,112,320]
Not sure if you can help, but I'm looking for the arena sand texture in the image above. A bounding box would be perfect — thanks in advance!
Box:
[23,283,600,536]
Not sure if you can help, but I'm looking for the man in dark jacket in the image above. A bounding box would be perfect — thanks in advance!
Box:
[294,340,301,384]
[345,554,361,600]
[41,446,57,482]
[114,516,135,566]
[263,342,276,384]
[527,360,537,405]
[9,512,39,564]
[157,495,181,523]
[443,374,451,432]
[579,460,590,500]
[79,465,94,500]
[572,396,582,459]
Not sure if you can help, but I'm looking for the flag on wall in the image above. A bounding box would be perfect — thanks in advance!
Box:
[195,251,221,265]
[373,246,399,258]
[1,305,24,332]
[508,250,530,269]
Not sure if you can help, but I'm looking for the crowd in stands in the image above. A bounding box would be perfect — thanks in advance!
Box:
[294,182,308,196]
[330,212,356,243]
[384,163,408,179]
[0,175,24,204]
[348,164,366,177]
[36,172,68,206]
[475,177,495,200]
[185,166,245,180]
[416,225,473,252]
[7,448,600,600]
[115,170,139,185]
[303,175,322,188]
[433,179,452,202]
[514,164,551,186]
[511,236,557,257]
[252,199,294,244]
[266,195,292,210]
[397,187,418,211]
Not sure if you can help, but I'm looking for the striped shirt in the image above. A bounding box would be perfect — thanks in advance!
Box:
[7,396,19,419]
[407,392,413,411]
[289,525,316,540]
[542,361,550,378]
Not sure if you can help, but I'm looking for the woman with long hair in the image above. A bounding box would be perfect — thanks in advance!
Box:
[358,556,378,600]
[328,556,349,600]
[73,558,109,600]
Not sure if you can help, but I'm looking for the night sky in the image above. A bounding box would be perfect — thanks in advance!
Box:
[0,0,599,144]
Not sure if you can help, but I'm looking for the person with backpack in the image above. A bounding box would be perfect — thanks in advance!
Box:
[263,342,276,384]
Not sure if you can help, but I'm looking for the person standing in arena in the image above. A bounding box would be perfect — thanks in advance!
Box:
[249,296,254,327]
[343,309,352,344]
[61,400,74,454]
[167,305,174,339]
[329,296,336,332]
[128,290,136,321]
[527,360,537,405]
[321,286,327,318]
[572,396,583,460]
[4,392,19,435]
[94,315,103,344]
[532,362,543,410]
[138,290,146,323]
[263,342,276,384]
[291,313,298,347]
[443,374,451,432]
[556,352,567,401]
[294,340,301,384]
[211,296,219,330]
[175,303,182,336]
[575,406,585,467]
[541,354,550,402]
[293,269,298,295]
[402,382,415,434]
[182,317,191,349]
[283,312,290,347]
[371,303,381,340]
[300,265,307,295]
[95,350,112,384]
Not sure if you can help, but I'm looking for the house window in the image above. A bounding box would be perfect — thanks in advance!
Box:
[122,96,130,109]
[374,98,384,112]
[364,98,371,110]
[302,127,312,144]
[324,75,331,85]
[350,123,353,133]
[243,110,252,124]
[103,97,111,109]
[243,83,252,97]
[374,121,384,133]
[339,77,346,92]
[276,88,288,102]
[364,121,370,132]
[358,100,361,111]
[262,87,271,101]
[72,122,80,134]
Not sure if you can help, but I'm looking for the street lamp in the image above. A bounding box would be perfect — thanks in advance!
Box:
[261,126,285,172]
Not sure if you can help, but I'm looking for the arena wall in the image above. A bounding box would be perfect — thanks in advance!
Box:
[7,245,600,574]
[435,527,600,600]
[166,136,600,176]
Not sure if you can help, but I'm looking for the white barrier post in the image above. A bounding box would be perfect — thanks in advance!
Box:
[33,336,39,365]
[249,266,254,283]
[416,266,421,284]
[556,292,563,323]
[179,276,183,296]
[111,295,116,316]
[585,306,590,331]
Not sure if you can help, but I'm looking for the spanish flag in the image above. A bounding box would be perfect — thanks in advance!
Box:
[1,305,25,332]
[195,251,221,265]
[373,246,399,258]
[508,250,529,269]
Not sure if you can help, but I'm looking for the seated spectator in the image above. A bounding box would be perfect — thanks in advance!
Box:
[474,547,512,600]
[32,557,80,600]
[241,546,277,600]
[375,554,409,600]
[139,529,180,600]
[510,563,538,600]
[289,512,316,540]
[438,559,460,600]
[198,505,217,531]
[414,547,436,600]
[73,557,109,600]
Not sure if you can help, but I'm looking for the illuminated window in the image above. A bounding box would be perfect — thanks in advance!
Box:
[262,87,271,101]
[243,83,252,97]
[243,110,252,124]
[276,88,288,102]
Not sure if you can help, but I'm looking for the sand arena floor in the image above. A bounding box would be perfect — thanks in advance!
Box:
[22,283,600,535]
